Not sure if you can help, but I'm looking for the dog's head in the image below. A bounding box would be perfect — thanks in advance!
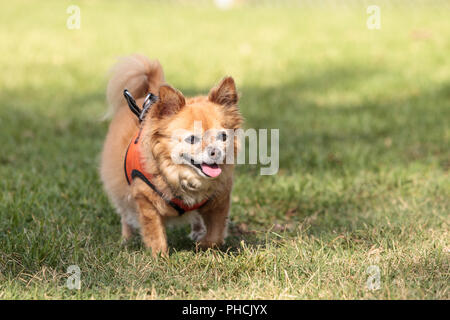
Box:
[143,77,243,193]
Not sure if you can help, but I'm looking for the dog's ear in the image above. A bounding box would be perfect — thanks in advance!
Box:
[152,85,186,118]
[208,76,238,107]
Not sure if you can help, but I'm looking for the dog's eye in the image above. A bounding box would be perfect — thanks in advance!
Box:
[218,132,227,141]
[185,135,200,144]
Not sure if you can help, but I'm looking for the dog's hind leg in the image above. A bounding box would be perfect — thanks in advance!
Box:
[115,201,139,243]
[121,217,134,241]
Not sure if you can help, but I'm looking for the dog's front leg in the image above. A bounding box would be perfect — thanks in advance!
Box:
[135,195,168,256]
[197,197,230,249]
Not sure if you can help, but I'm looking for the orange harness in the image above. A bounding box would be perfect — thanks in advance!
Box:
[124,129,208,216]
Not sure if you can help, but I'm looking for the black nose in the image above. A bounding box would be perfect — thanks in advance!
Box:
[207,147,222,160]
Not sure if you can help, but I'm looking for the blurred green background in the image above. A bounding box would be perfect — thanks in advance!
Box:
[0,0,448,299]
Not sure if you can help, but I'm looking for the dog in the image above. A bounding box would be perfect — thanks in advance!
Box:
[100,54,243,256]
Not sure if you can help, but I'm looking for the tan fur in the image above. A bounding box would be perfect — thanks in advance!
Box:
[100,54,243,256]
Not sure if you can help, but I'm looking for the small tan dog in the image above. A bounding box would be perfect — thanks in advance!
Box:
[100,54,242,256]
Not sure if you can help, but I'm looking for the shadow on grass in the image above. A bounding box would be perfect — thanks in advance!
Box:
[0,65,448,258]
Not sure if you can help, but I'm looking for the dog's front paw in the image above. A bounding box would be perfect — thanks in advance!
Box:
[181,177,202,191]
[196,239,224,250]
[143,238,168,257]
[148,245,169,258]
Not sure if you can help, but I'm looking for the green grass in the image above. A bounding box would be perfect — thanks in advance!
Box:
[0,0,449,299]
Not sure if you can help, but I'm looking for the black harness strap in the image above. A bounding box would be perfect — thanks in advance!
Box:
[131,169,186,215]
[123,144,131,185]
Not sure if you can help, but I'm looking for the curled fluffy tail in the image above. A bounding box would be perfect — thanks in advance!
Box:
[104,54,165,119]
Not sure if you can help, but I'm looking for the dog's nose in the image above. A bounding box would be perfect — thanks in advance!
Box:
[207,146,222,160]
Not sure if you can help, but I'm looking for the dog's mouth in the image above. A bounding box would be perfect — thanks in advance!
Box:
[182,154,222,178]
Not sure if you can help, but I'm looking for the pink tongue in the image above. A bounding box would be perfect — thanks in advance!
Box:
[200,163,222,177]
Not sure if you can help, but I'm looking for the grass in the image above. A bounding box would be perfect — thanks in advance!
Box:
[0,0,449,299]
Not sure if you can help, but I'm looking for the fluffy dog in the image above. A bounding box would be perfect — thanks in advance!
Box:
[100,54,242,255]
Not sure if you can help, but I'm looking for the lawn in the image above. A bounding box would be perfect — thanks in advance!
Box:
[0,0,448,299]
